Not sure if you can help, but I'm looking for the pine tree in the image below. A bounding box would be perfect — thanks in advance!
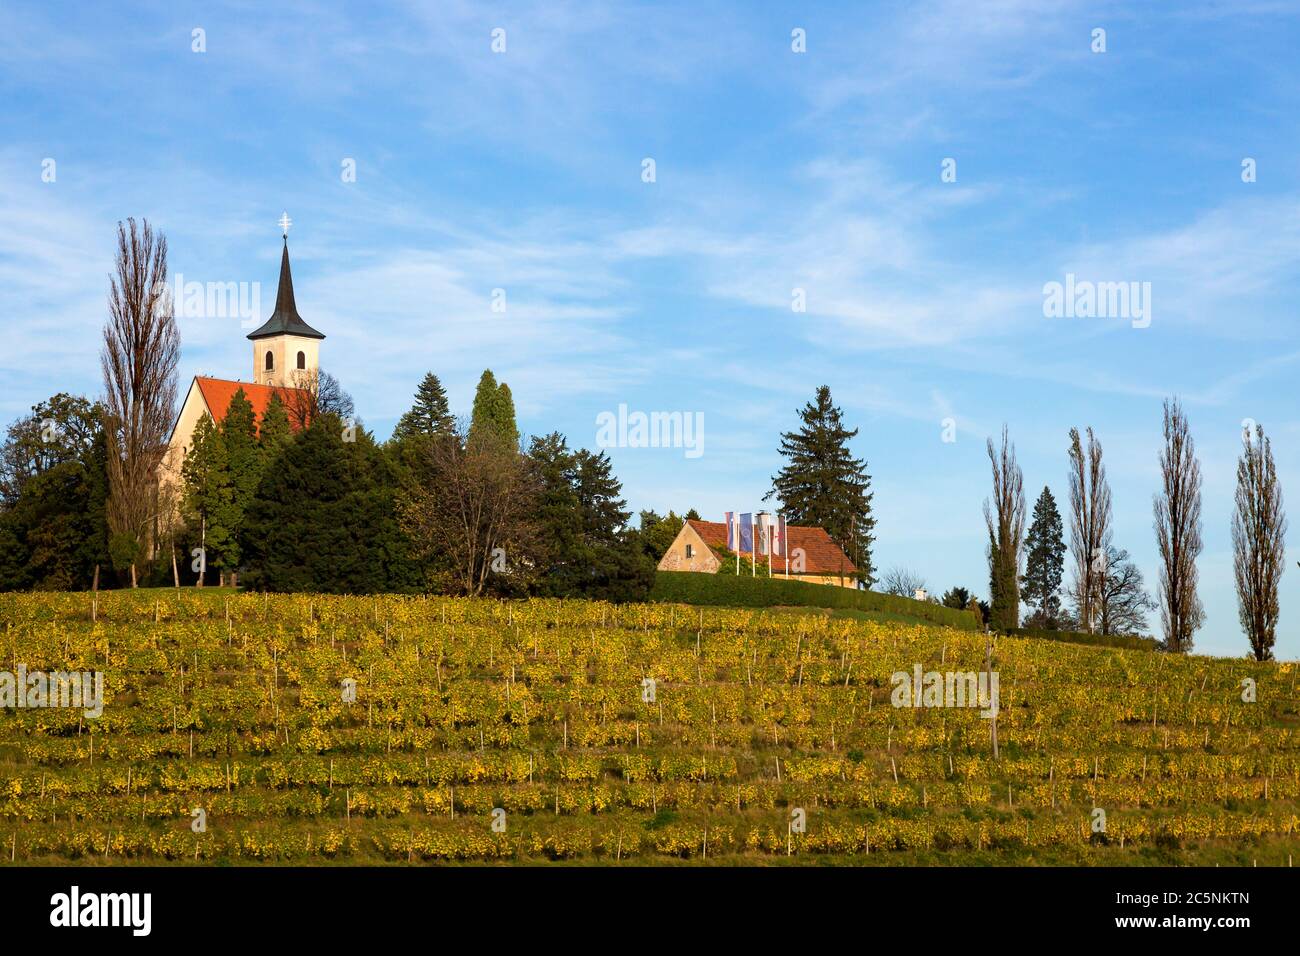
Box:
[527,433,650,600]
[1021,486,1066,628]
[220,389,260,570]
[392,372,454,443]
[243,413,419,593]
[529,432,583,589]
[259,394,292,453]
[181,413,237,578]
[767,385,875,584]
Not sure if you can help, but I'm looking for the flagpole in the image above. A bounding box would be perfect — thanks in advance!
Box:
[732,512,739,574]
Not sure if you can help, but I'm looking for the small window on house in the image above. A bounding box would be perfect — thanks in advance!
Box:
[265,350,274,371]
[297,351,306,370]
[685,544,693,558]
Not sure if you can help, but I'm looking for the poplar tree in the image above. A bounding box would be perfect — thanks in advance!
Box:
[984,426,1026,631]
[1154,398,1204,653]
[1232,423,1287,661]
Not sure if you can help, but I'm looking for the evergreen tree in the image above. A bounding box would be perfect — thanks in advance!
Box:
[1022,486,1066,628]
[181,413,237,578]
[941,586,973,610]
[529,432,583,591]
[243,413,419,593]
[495,383,519,448]
[767,385,875,584]
[259,394,292,453]
[220,388,261,569]
[469,370,501,446]
[469,370,520,449]
[392,372,454,443]
[527,432,651,600]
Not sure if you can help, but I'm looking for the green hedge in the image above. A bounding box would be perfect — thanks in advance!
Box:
[1006,626,1159,652]
[650,571,982,630]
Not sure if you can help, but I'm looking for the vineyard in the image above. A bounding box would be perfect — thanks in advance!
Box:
[1,589,1298,865]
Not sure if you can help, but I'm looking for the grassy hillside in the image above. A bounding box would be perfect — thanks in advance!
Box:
[0,590,1297,865]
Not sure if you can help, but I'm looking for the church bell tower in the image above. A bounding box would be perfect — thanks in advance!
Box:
[247,213,325,387]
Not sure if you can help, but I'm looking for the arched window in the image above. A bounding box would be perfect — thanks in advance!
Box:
[297,351,306,370]
[265,350,274,371]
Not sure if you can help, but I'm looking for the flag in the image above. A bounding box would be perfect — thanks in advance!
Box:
[724,511,736,550]
[739,513,754,554]
[760,513,774,576]
[771,515,785,557]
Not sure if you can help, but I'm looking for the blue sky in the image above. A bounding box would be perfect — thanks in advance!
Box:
[3,0,1299,658]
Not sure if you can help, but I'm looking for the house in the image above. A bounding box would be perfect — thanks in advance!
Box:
[657,518,860,588]
[159,229,323,498]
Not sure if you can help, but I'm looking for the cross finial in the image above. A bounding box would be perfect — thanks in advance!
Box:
[278,212,292,237]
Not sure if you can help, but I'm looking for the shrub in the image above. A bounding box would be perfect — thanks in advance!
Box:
[649,571,982,630]
[1006,626,1158,652]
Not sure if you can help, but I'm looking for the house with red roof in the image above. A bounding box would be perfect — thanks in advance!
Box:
[658,517,860,588]
[159,232,324,496]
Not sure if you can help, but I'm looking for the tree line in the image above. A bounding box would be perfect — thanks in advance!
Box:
[980,405,1286,660]
[0,219,663,602]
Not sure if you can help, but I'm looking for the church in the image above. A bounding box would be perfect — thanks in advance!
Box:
[159,219,325,498]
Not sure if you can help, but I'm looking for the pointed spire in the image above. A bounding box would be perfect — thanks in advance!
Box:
[274,237,299,320]
[247,230,325,341]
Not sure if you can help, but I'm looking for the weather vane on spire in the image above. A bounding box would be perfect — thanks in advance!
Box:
[278,212,292,237]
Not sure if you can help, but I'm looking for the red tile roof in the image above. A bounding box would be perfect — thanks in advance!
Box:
[194,377,306,433]
[686,518,858,576]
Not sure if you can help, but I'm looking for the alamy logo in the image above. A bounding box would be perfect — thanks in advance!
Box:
[891,664,999,718]
[0,667,103,718]
[50,886,151,936]
[1042,273,1151,328]
[170,274,262,326]
[595,404,704,459]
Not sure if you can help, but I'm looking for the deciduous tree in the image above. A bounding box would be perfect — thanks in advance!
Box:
[1067,427,1112,632]
[1153,398,1204,653]
[1232,423,1287,661]
[984,426,1026,630]
[101,218,179,586]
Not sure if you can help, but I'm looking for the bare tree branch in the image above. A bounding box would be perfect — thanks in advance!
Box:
[101,218,179,585]
[1232,423,1287,661]
[1153,397,1204,652]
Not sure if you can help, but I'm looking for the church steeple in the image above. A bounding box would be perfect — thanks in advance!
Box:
[247,232,325,341]
[248,214,324,387]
